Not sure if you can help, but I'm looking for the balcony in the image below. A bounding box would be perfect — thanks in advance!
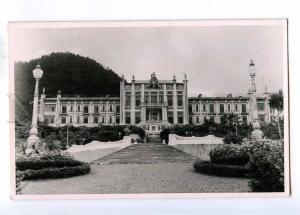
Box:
[140,101,168,107]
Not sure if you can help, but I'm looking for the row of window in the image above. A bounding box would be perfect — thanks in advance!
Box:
[191,115,248,124]
[60,115,120,124]
[190,103,249,113]
[125,95,184,107]
[60,104,120,114]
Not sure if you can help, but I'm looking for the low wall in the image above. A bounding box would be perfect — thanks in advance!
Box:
[169,134,224,161]
[67,136,131,153]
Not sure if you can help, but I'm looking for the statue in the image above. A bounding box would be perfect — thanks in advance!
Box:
[149,72,159,89]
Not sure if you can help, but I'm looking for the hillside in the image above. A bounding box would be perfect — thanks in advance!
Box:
[14,52,121,122]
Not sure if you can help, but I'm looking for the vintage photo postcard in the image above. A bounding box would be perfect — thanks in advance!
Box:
[8,20,289,199]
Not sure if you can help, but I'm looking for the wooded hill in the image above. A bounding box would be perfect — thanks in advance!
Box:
[15,52,121,122]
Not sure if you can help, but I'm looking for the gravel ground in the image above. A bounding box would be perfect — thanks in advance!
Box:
[20,163,250,195]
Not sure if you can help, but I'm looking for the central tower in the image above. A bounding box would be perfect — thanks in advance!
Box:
[119,73,189,137]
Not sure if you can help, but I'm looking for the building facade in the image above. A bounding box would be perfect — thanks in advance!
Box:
[38,72,272,137]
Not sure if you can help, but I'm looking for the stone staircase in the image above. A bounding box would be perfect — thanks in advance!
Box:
[91,143,197,165]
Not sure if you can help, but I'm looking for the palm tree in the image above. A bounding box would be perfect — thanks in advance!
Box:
[269,90,283,140]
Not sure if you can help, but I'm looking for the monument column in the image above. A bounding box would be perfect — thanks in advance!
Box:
[130,76,136,124]
[173,75,178,124]
[183,73,188,124]
[120,75,126,125]
[162,83,167,122]
[248,60,263,139]
[141,84,146,123]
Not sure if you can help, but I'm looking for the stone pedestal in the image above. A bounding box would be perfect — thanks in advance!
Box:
[26,126,39,155]
[251,120,263,139]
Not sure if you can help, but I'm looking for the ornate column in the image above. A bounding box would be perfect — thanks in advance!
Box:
[26,64,43,155]
[119,75,125,125]
[141,84,146,123]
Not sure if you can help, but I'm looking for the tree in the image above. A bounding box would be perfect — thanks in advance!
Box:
[269,90,284,140]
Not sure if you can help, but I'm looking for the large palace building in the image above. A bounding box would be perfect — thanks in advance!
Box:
[38,63,273,136]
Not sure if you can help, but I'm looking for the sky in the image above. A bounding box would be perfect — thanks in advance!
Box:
[11,22,286,97]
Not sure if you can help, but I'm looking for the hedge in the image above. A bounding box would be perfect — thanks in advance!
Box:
[193,160,249,178]
[21,164,90,180]
[16,155,90,180]
[16,159,83,171]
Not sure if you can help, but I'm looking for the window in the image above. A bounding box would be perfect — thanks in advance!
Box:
[83,105,89,113]
[69,117,72,124]
[152,126,156,131]
[94,105,99,113]
[116,116,120,124]
[151,92,157,103]
[188,104,193,112]
[195,104,199,112]
[243,116,247,124]
[61,117,66,124]
[227,104,231,112]
[136,116,141,124]
[77,105,80,112]
[189,116,193,124]
[109,105,113,112]
[77,116,80,124]
[125,113,131,124]
[209,104,214,113]
[102,116,105,123]
[93,116,98,124]
[62,105,67,113]
[178,112,183,124]
[125,95,131,107]
[257,103,265,111]
[50,118,54,124]
[109,116,112,124]
[83,117,88,124]
[168,112,174,124]
[51,106,55,112]
[135,97,141,106]
[167,95,173,106]
[235,103,238,111]
[102,104,106,112]
[242,104,247,113]
[219,104,224,113]
[70,105,73,112]
[259,115,265,122]
[203,103,206,112]
[177,95,183,107]
[196,116,200,123]
[210,115,215,123]
[116,105,120,113]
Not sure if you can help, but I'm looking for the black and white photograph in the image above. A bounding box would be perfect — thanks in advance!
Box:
[8,20,289,199]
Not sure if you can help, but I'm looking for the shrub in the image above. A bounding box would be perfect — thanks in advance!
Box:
[247,140,284,192]
[160,128,170,144]
[209,144,249,166]
[16,155,90,180]
[223,133,243,144]
[194,160,249,178]
[261,123,281,140]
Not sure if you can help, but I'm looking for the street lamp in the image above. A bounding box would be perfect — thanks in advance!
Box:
[26,64,43,155]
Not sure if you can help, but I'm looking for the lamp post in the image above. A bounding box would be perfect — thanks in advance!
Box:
[248,60,263,139]
[26,64,43,155]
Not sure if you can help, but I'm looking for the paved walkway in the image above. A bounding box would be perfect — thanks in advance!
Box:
[92,143,197,165]
[20,143,250,195]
